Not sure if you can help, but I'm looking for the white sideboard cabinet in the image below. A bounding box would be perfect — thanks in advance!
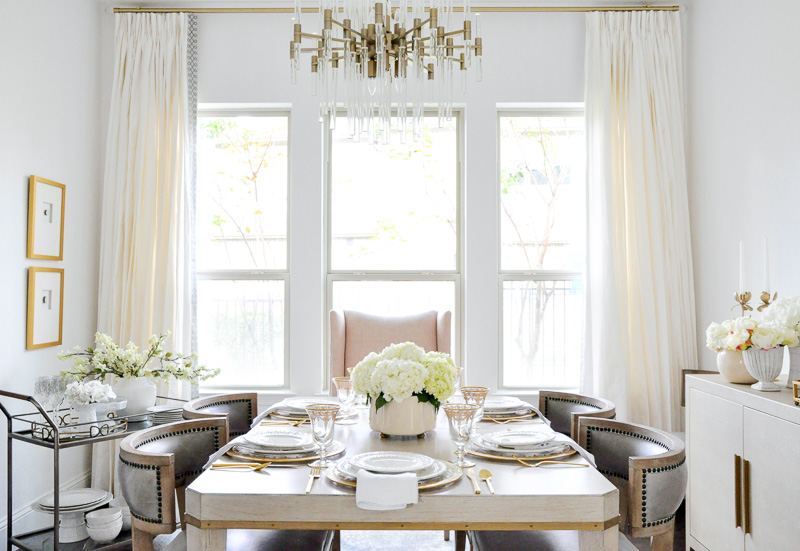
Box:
[686,374,800,551]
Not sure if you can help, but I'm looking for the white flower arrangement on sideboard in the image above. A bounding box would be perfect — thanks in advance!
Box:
[64,380,116,405]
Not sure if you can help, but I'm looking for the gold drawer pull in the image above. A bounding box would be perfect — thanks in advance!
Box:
[743,458,751,536]
[734,454,742,529]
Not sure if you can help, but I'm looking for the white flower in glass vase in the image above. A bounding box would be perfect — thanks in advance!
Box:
[64,380,116,405]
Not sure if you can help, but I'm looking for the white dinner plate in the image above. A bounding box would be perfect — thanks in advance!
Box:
[147,405,182,413]
[40,488,108,509]
[335,457,447,482]
[243,429,315,450]
[483,430,555,448]
[281,398,338,412]
[471,434,569,457]
[349,451,434,474]
[231,440,345,460]
[483,396,524,412]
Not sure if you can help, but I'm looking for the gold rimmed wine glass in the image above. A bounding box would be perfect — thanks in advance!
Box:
[332,377,357,424]
[442,403,479,468]
[305,403,340,469]
[461,386,489,437]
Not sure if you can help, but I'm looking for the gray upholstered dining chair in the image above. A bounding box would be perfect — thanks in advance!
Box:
[539,390,616,441]
[468,418,686,551]
[118,418,335,551]
[329,309,451,381]
[183,392,257,438]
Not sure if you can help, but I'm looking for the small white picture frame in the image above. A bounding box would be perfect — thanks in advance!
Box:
[26,267,64,350]
[27,175,66,260]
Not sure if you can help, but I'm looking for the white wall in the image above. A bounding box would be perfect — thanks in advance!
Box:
[686,0,800,371]
[0,0,103,537]
[192,10,586,396]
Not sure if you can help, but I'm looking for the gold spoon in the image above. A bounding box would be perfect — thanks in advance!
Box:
[478,469,495,494]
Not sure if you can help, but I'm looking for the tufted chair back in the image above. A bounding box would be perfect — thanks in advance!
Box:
[539,390,616,440]
[119,418,228,536]
[329,310,451,382]
[183,393,256,438]
[577,418,686,545]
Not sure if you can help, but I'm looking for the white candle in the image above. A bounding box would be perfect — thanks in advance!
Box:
[764,237,770,294]
[739,241,745,295]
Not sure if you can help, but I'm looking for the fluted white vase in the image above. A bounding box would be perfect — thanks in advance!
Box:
[742,347,784,392]
[786,347,800,388]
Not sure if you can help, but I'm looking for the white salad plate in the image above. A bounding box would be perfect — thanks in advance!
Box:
[349,451,435,474]
[336,457,447,482]
[483,396,525,412]
[243,429,315,450]
[483,430,556,448]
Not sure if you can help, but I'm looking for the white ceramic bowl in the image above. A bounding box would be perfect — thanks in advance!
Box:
[87,519,123,543]
[86,508,122,528]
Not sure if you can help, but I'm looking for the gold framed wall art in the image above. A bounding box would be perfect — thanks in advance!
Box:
[27,175,66,260]
[26,267,64,350]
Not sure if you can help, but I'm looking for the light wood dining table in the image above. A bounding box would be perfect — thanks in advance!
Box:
[185,407,620,551]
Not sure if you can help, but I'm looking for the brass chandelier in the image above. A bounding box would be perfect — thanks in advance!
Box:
[289,0,484,143]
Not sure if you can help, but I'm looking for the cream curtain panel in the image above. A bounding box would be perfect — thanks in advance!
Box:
[93,13,194,492]
[582,11,696,431]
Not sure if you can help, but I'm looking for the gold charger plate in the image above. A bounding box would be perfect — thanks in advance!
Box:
[226,441,346,464]
[325,460,463,491]
[467,447,577,462]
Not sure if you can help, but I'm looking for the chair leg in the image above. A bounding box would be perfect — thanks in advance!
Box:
[332,530,341,551]
[132,527,155,551]
[444,530,450,541]
[651,529,674,551]
[176,484,187,530]
[455,530,466,551]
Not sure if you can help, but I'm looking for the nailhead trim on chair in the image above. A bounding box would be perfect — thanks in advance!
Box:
[543,396,602,418]
[135,426,221,451]
[119,456,163,524]
[640,457,686,527]
[196,399,253,437]
[585,426,671,480]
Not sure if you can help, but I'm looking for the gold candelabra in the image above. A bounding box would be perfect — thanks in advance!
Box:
[757,291,777,312]
[732,291,777,316]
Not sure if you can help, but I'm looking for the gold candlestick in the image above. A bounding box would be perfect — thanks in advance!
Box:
[732,292,752,317]
[757,291,777,312]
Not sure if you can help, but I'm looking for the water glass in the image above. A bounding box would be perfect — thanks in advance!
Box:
[332,377,357,423]
[305,403,340,468]
[461,386,489,436]
[442,403,479,468]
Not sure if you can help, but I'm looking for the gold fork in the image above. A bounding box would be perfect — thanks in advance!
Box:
[305,465,323,494]
[516,458,589,468]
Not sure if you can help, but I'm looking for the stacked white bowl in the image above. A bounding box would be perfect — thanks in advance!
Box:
[85,507,123,543]
[109,497,132,530]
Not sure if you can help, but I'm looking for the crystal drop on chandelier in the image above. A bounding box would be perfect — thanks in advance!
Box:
[289,0,484,143]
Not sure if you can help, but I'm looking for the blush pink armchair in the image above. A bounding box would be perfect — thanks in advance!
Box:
[329,310,452,380]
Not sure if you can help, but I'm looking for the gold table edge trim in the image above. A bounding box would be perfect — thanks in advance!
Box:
[184,515,621,531]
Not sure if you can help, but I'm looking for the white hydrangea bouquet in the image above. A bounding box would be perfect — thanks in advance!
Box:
[350,342,457,412]
[59,331,219,384]
[761,296,800,341]
[64,380,116,405]
[706,316,797,352]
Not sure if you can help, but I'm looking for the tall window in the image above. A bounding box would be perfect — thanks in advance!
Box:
[327,114,462,374]
[196,111,289,388]
[499,111,585,389]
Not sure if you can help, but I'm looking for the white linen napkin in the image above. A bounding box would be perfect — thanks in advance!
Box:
[355,470,419,511]
[203,435,248,470]
[519,402,551,427]
[250,402,287,428]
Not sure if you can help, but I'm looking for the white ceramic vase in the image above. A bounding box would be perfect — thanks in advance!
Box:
[717,350,757,384]
[742,347,784,392]
[369,397,437,436]
[786,347,800,388]
[74,404,100,432]
[112,377,157,421]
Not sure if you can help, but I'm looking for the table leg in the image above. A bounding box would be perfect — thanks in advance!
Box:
[454,530,467,551]
[187,525,226,551]
[578,525,618,551]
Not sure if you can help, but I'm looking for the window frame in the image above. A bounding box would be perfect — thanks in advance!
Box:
[496,106,585,391]
[323,110,465,390]
[196,107,292,392]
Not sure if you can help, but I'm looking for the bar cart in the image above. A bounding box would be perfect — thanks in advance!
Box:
[0,389,184,551]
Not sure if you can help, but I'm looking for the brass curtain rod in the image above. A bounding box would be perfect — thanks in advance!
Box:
[114,5,680,14]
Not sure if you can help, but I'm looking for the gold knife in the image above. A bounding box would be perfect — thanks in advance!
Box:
[465,468,481,494]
